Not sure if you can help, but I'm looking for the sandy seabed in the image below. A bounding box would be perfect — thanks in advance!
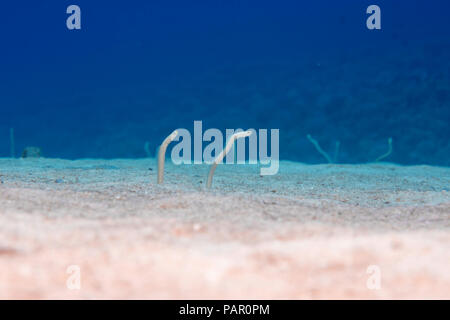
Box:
[0,158,449,299]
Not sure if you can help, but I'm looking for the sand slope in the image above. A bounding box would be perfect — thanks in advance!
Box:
[0,158,449,299]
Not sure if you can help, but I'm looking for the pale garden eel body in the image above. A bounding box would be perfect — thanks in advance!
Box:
[157,130,178,184]
[375,137,393,162]
[206,130,253,189]
[307,134,332,164]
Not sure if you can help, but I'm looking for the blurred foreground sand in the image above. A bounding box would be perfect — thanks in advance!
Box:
[0,158,449,299]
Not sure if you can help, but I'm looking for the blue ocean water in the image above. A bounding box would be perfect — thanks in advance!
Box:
[0,0,449,165]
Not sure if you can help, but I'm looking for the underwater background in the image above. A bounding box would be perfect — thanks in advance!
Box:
[0,0,449,165]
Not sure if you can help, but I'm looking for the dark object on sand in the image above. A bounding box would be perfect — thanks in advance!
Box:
[21,147,42,158]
